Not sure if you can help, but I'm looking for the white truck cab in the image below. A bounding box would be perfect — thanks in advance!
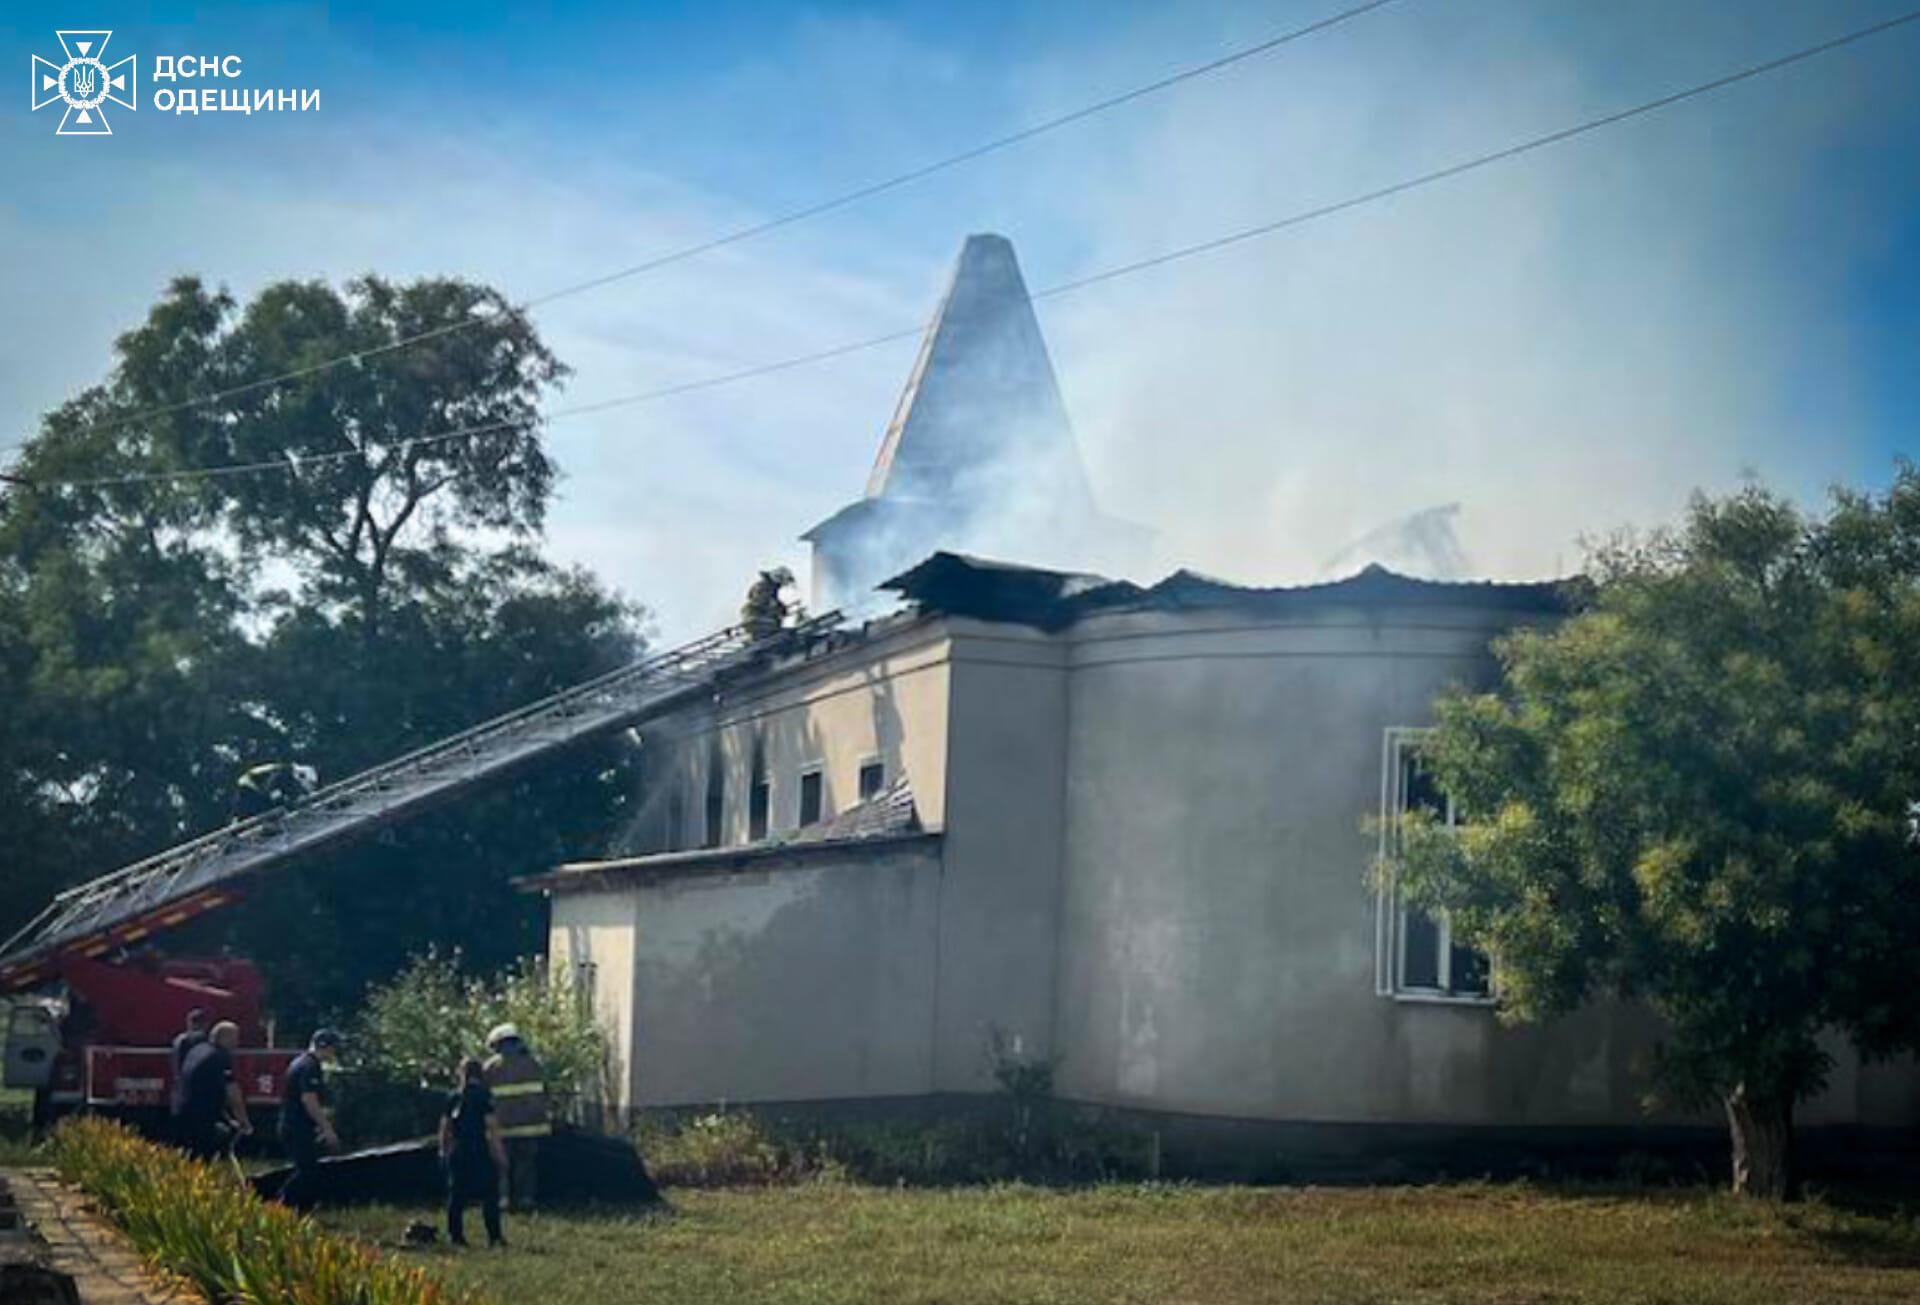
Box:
[4,999,61,1090]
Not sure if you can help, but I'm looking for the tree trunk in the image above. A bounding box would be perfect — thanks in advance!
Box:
[1724,1084,1794,1199]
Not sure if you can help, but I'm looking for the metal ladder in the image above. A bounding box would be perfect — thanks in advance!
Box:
[0,614,839,993]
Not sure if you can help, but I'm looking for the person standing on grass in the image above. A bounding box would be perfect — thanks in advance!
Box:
[483,1022,549,1211]
[178,1020,252,1160]
[277,1028,342,1211]
[168,1006,209,1146]
[441,1056,508,1248]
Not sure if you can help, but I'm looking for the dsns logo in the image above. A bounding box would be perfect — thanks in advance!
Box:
[31,30,136,135]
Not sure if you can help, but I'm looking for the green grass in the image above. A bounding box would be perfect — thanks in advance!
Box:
[323,1180,1920,1305]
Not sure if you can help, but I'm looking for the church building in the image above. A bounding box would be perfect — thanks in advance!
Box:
[524,236,1918,1165]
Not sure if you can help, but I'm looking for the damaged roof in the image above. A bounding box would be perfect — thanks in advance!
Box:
[881,551,1584,632]
[523,777,932,895]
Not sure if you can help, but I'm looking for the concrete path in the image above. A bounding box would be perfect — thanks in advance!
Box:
[0,1168,185,1304]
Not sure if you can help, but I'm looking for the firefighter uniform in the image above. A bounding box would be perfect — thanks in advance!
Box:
[483,1025,549,1211]
[235,763,317,821]
[740,567,793,641]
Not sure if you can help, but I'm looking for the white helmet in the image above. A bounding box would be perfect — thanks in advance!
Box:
[486,1022,520,1049]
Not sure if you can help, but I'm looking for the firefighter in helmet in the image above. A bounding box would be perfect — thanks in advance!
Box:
[234,762,318,821]
[740,567,795,641]
[482,1022,549,1211]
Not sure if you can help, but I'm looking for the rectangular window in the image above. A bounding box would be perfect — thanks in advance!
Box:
[858,759,885,801]
[704,768,724,849]
[799,768,824,826]
[749,777,770,841]
[1376,728,1493,1002]
[665,794,685,852]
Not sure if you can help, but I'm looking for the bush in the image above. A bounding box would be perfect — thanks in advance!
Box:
[49,1116,475,1305]
[350,950,608,1140]
[635,1107,1157,1189]
[634,1032,1155,1190]
[637,1111,822,1187]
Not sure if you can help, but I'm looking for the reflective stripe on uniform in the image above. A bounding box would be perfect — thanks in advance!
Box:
[484,1051,551,1132]
[500,1123,552,1139]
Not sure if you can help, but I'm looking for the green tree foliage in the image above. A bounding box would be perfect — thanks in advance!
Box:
[0,276,646,1021]
[1389,471,1920,1198]
[352,951,608,1115]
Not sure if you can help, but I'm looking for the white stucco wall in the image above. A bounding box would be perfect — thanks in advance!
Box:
[620,619,953,855]
[548,890,641,1120]
[1052,604,1680,1127]
[931,622,1072,1090]
[624,846,941,1107]
[1049,603,1914,1130]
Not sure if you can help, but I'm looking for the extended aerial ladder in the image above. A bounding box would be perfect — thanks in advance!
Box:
[0,615,839,995]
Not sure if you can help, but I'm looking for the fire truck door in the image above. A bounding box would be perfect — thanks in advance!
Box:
[3,1002,59,1089]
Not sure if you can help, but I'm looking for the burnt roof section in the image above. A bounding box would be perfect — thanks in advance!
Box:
[878,551,1145,631]
[523,778,930,895]
[882,551,1583,632]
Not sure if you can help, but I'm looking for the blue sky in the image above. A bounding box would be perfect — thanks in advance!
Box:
[3,0,1917,637]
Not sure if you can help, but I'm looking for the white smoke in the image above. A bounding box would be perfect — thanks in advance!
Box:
[1017,0,1907,588]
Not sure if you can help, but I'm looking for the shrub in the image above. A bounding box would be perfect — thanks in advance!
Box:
[48,1116,476,1305]
[635,1108,1156,1189]
[633,1032,1155,1190]
[637,1111,810,1187]
[350,950,608,1139]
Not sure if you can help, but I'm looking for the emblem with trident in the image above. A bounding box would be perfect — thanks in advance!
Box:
[30,31,137,135]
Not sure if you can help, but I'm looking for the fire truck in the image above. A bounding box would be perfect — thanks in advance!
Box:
[3,952,297,1132]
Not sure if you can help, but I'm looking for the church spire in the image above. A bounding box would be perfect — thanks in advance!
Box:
[863,233,1093,509]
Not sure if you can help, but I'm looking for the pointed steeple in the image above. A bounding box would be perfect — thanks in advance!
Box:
[863,234,1094,510]
[803,234,1147,610]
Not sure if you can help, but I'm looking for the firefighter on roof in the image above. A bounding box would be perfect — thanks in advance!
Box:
[741,566,795,641]
[483,1022,549,1211]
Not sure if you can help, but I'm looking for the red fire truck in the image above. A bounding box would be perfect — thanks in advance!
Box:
[3,952,298,1132]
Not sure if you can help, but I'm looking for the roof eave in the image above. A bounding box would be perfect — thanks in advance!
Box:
[519,829,944,895]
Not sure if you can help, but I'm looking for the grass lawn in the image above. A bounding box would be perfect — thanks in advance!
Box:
[323,1180,1920,1305]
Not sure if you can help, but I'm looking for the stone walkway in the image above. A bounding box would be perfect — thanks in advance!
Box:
[0,1168,186,1304]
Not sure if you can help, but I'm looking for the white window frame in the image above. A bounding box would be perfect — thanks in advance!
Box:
[1374,727,1496,1006]
[797,761,827,827]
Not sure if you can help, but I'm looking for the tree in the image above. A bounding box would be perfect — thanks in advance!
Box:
[1389,471,1920,1199]
[0,276,645,1011]
[338,950,610,1144]
[210,547,646,1023]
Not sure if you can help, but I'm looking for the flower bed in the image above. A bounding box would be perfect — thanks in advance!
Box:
[49,1117,475,1305]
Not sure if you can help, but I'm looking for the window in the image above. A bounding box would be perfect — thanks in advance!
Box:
[858,759,886,801]
[799,767,825,826]
[749,779,770,840]
[665,794,685,852]
[1376,728,1492,1001]
[746,740,771,841]
[703,764,724,849]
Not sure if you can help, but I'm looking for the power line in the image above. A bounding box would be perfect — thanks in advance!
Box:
[19,4,1920,495]
[1035,6,1920,300]
[7,0,1406,456]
